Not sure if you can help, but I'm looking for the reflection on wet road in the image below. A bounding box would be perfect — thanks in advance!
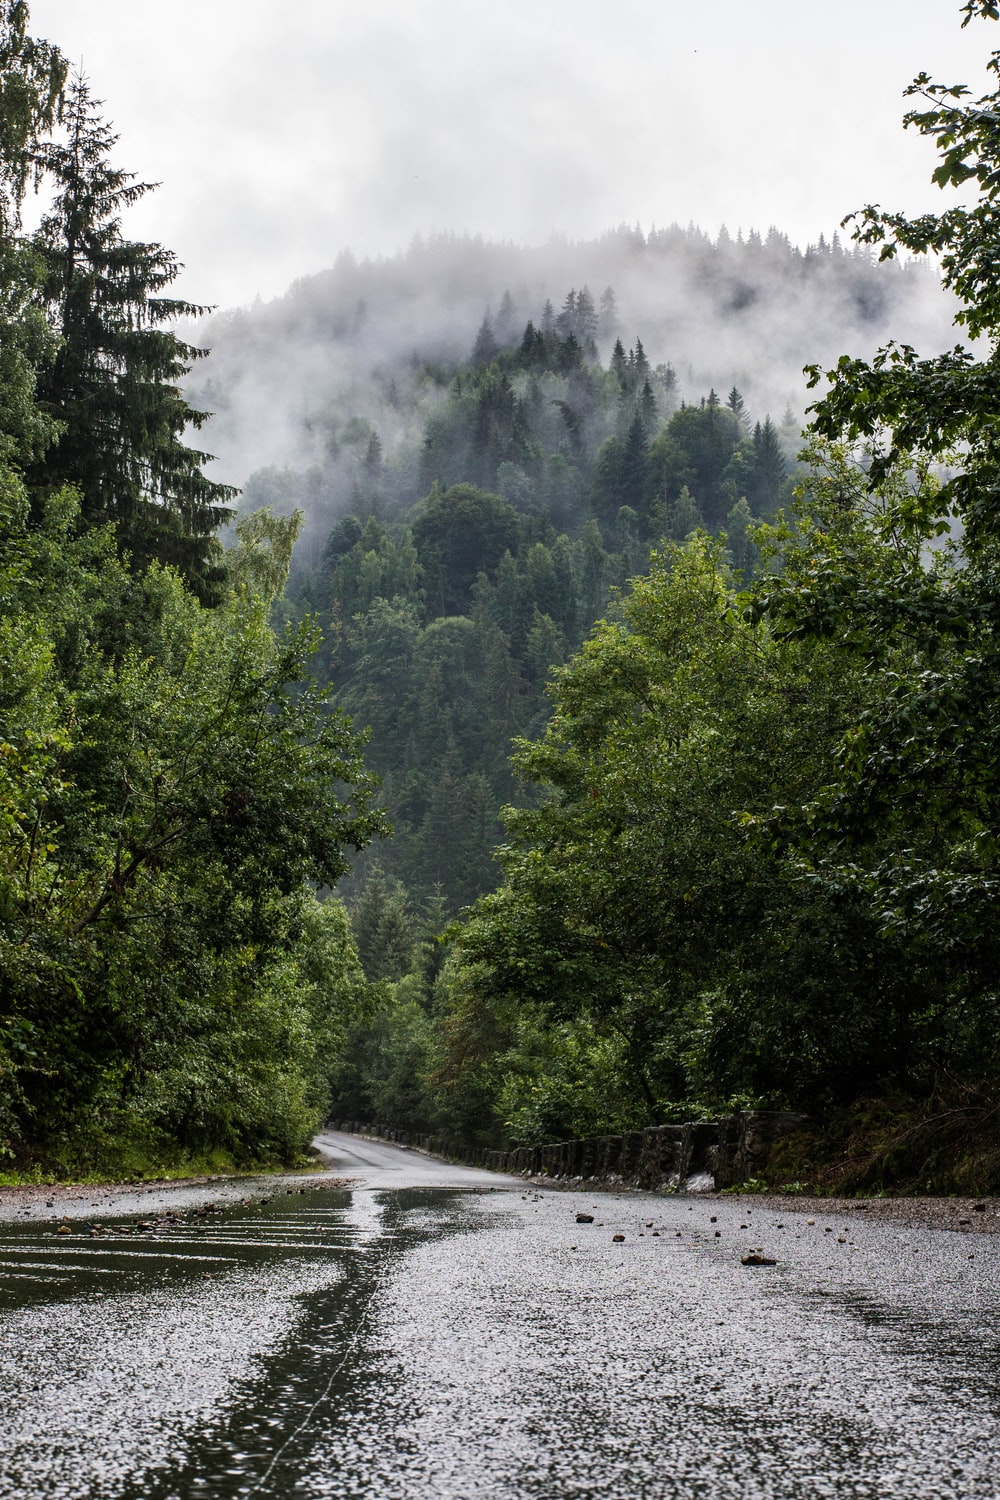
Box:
[0,1136,997,1498]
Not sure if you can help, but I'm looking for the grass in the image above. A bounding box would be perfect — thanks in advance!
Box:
[0,1134,321,1188]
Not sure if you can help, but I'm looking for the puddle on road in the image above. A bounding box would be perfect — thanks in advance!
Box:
[0,1186,501,1500]
[0,1191,370,1311]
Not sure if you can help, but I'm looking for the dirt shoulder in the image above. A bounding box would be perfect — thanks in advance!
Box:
[5,1153,997,1235]
[711,1190,1000,1235]
[524,1172,1000,1234]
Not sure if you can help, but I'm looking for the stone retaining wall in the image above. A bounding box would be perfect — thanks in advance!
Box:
[328,1110,809,1192]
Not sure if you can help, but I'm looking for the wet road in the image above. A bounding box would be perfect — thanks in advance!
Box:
[0,1133,997,1499]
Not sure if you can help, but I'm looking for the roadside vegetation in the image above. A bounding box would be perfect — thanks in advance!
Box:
[0,6,384,1178]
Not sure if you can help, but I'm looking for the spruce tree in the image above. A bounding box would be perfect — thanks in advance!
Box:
[598,285,618,341]
[638,378,658,435]
[632,338,650,381]
[726,385,750,429]
[471,312,498,366]
[494,289,517,345]
[621,411,650,509]
[27,76,235,600]
[748,416,788,515]
[555,289,577,341]
[662,483,702,541]
[574,285,597,349]
[0,5,65,470]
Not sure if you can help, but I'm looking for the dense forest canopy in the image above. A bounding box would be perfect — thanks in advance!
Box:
[3,0,1000,1187]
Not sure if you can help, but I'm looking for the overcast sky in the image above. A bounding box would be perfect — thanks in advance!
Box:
[25,1,994,311]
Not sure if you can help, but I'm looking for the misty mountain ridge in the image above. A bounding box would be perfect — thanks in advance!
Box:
[187,221,956,535]
[198,223,955,913]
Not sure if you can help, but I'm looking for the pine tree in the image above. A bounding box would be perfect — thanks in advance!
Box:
[578,517,608,620]
[574,285,597,348]
[726,385,750,429]
[598,285,619,341]
[632,338,650,381]
[638,379,658,434]
[352,863,415,982]
[0,8,66,471]
[363,430,383,477]
[724,495,759,575]
[27,76,235,599]
[495,288,517,345]
[621,411,650,508]
[747,416,789,516]
[662,483,702,541]
[518,320,546,371]
[471,312,498,366]
[555,289,577,341]
[655,363,678,409]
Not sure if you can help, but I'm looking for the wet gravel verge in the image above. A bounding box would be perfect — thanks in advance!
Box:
[714,1190,1000,1235]
[522,1175,1000,1234]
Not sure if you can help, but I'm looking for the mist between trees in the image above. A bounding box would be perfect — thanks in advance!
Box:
[2,0,999,1188]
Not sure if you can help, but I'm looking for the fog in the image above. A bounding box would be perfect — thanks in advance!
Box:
[25,0,993,308]
[18,1,977,537]
[180,225,956,556]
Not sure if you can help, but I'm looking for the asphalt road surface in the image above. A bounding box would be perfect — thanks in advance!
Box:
[0,1131,997,1499]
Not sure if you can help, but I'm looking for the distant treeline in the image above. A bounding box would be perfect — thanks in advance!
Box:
[190,216,949,548]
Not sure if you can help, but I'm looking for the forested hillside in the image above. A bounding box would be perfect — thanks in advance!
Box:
[191,237,951,915]
[178,194,954,927]
[286,325,799,915]
[189,223,953,556]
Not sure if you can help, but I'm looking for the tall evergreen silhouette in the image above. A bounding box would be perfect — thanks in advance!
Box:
[28,76,235,599]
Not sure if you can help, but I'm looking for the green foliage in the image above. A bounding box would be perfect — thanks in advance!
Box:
[0,1,65,232]
[443,537,877,1122]
[757,9,1000,1091]
[411,483,520,616]
[330,984,438,1133]
[425,5,1000,1144]
[298,306,787,916]
[0,478,385,1165]
[496,1017,652,1146]
[351,862,415,981]
[188,6,1000,1158]
[806,11,1000,549]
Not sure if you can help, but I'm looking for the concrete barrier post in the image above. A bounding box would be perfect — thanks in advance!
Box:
[619,1131,644,1181]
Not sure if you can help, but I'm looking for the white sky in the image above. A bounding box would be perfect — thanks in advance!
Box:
[25,0,996,310]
